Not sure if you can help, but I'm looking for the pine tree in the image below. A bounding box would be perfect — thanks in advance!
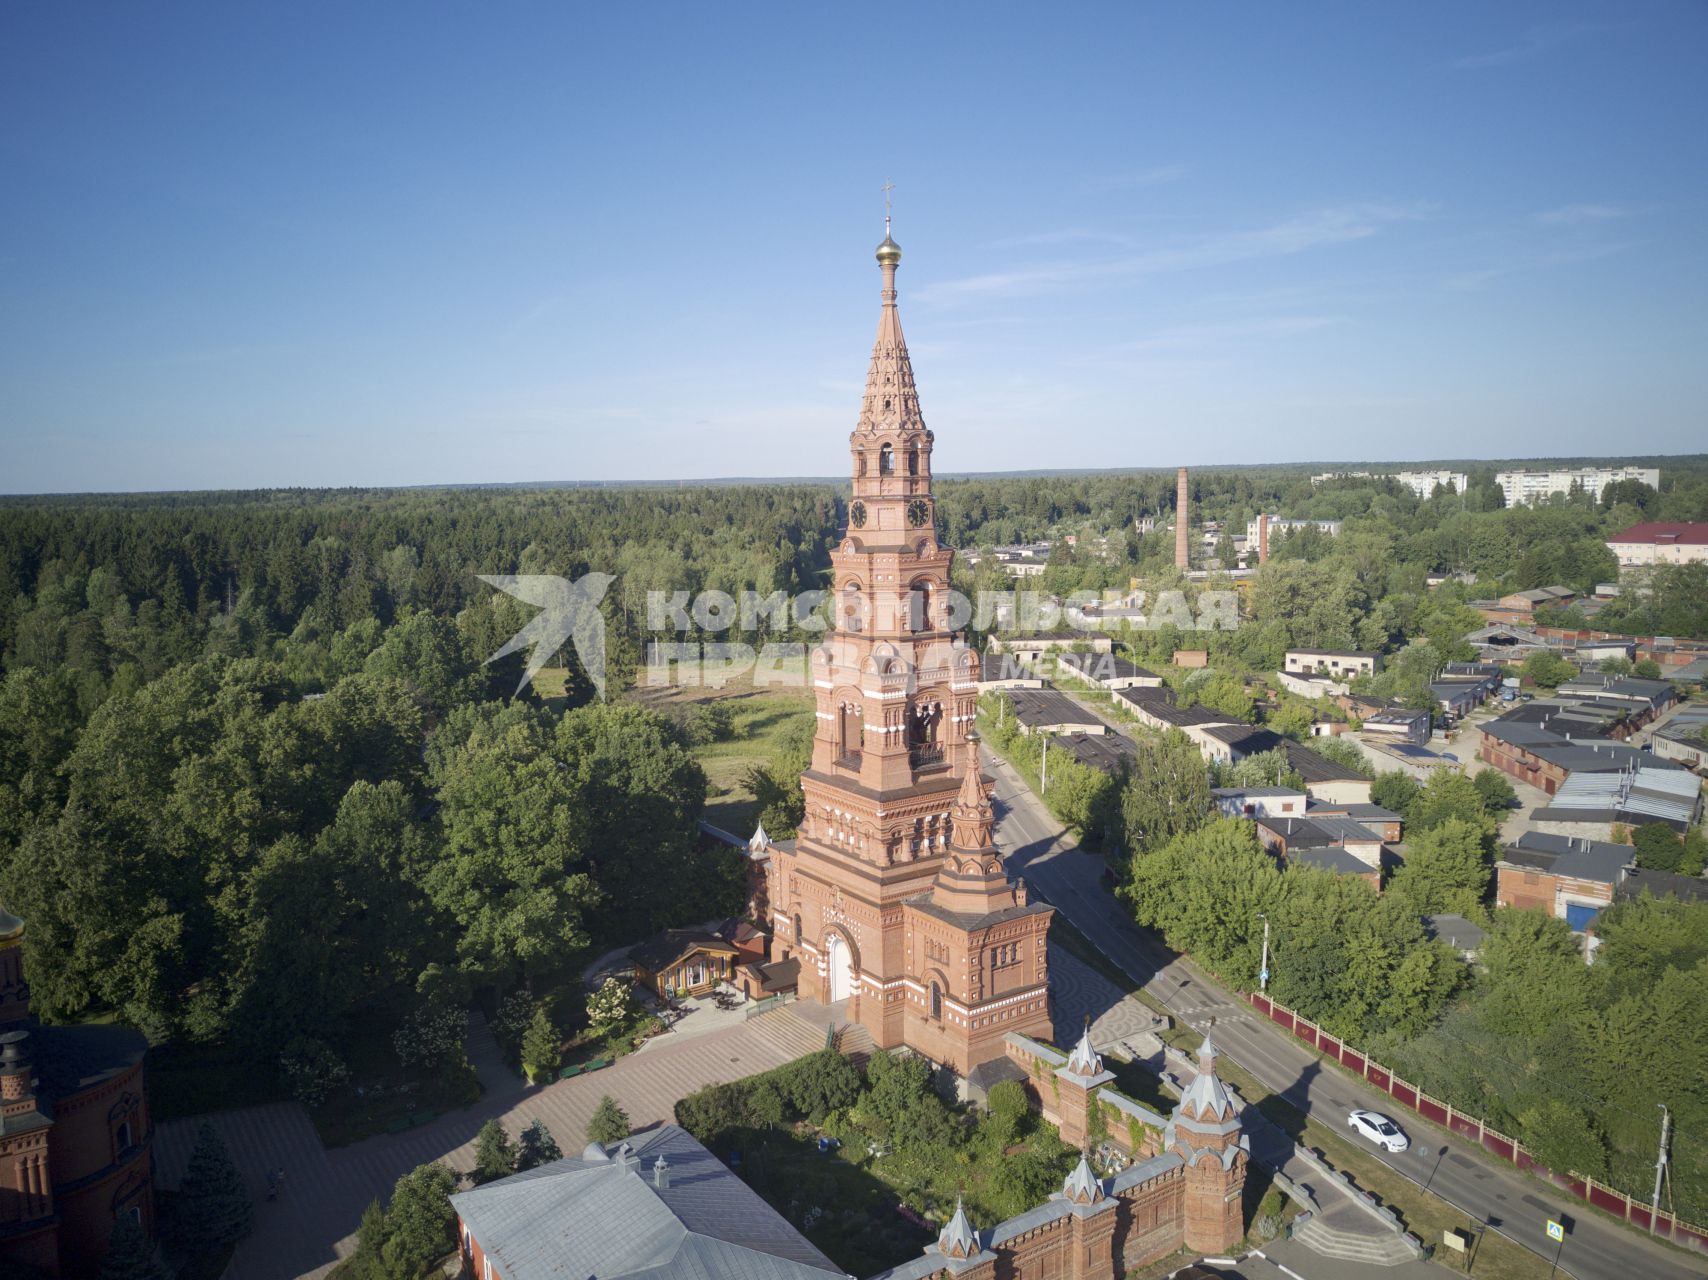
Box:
[173,1122,252,1249]
[586,1095,630,1145]
[517,1118,562,1170]
[472,1119,516,1185]
[99,1215,172,1280]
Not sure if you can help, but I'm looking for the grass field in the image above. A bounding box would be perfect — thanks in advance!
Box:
[631,666,815,835]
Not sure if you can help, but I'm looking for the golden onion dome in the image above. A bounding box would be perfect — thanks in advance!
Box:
[875,235,902,266]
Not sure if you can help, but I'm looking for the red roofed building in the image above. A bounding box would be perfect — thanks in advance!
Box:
[1607,522,1708,567]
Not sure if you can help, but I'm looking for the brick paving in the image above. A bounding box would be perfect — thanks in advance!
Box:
[154,1010,820,1279]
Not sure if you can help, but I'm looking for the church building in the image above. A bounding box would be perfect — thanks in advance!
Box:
[760,224,1054,1079]
[0,905,153,1277]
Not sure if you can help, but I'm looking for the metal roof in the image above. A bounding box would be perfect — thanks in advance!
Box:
[1545,767,1701,826]
[450,1125,845,1280]
[1005,688,1105,729]
[1424,913,1488,950]
[1288,845,1377,876]
[1504,831,1635,883]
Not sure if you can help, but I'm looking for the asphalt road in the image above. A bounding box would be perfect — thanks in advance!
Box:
[986,754,1705,1280]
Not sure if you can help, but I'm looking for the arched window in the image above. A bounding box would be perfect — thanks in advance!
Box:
[838,703,863,759]
[907,581,932,633]
[793,913,802,944]
[116,1120,133,1152]
[879,444,894,474]
[907,446,918,475]
[857,452,867,477]
[930,982,943,1020]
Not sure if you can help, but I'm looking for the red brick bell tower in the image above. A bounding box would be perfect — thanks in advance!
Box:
[764,219,1051,1077]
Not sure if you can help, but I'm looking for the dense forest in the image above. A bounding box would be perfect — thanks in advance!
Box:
[0,460,1704,1114]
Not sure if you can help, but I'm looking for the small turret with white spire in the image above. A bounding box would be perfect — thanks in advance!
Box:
[1062,1148,1104,1205]
[937,1195,979,1259]
[1065,1016,1103,1078]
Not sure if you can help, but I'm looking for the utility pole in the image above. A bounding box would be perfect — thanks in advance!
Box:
[1651,1103,1671,1235]
[1040,735,1049,791]
[1258,914,1271,991]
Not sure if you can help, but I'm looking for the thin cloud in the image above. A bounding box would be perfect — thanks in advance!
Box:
[1534,203,1636,226]
[916,204,1428,306]
[1116,315,1346,353]
[1444,239,1635,292]
[1079,166,1186,193]
[988,228,1135,250]
[1453,22,1618,70]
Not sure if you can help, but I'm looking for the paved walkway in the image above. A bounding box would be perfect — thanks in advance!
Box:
[154,1010,816,1279]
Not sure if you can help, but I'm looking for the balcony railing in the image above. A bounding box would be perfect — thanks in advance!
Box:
[909,744,947,770]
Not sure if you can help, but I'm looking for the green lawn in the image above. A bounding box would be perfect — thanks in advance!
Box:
[681,686,815,834]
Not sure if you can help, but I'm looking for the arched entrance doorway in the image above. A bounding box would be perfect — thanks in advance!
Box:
[825,932,854,1002]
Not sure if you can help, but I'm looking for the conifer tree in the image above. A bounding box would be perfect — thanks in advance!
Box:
[520,1006,561,1082]
[517,1118,562,1170]
[472,1119,516,1184]
[99,1215,172,1280]
[173,1122,252,1249]
[586,1095,630,1145]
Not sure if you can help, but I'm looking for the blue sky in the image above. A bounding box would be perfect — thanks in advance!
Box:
[2,2,1704,493]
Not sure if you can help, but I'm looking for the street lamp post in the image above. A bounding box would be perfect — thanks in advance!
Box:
[1257,913,1270,992]
[1652,1102,1671,1235]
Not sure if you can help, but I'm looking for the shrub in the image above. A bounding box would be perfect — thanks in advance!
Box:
[586,977,633,1031]
[278,1035,350,1107]
[491,990,535,1054]
[392,1003,466,1069]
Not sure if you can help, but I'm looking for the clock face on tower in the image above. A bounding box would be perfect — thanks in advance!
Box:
[906,499,929,528]
[850,501,867,529]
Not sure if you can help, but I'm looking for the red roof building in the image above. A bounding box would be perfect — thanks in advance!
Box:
[1607,522,1708,567]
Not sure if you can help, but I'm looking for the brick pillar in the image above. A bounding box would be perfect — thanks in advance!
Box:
[1068,1206,1119,1280]
[1182,1154,1246,1253]
[1054,1067,1114,1149]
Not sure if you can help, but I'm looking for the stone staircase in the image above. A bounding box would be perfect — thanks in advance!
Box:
[746,1005,830,1060]
[746,1001,877,1066]
[834,1020,877,1063]
[1291,1210,1424,1266]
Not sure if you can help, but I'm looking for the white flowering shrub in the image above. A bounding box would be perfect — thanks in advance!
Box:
[586,977,633,1031]
[392,1003,467,1068]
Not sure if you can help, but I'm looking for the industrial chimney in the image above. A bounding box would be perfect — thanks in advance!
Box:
[1258,513,1270,564]
[1175,468,1190,570]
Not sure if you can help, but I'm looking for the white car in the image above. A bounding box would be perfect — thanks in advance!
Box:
[1348,1109,1410,1153]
